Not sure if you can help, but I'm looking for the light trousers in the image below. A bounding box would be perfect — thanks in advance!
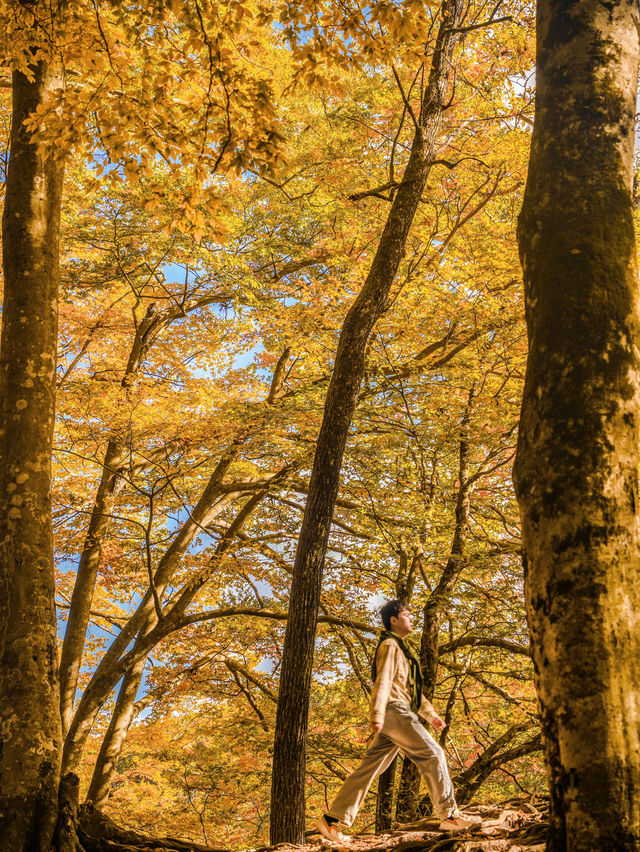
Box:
[326,701,456,825]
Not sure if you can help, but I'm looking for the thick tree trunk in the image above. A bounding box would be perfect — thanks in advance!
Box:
[513,2,640,850]
[0,63,65,850]
[269,1,463,843]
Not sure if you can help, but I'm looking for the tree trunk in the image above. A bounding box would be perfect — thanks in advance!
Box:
[269,1,463,843]
[59,305,161,735]
[395,759,422,823]
[86,655,148,806]
[396,394,472,822]
[375,762,397,833]
[59,439,128,734]
[513,2,640,850]
[0,62,65,850]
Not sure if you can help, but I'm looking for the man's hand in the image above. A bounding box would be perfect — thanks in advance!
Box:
[431,715,446,731]
[370,721,383,735]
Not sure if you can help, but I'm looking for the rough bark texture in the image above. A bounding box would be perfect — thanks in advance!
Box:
[269,1,463,843]
[54,773,82,852]
[0,64,65,850]
[513,1,640,850]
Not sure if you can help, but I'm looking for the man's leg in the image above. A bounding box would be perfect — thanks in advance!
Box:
[326,732,399,827]
[383,703,456,819]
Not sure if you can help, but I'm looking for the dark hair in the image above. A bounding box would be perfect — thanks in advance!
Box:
[380,599,409,630]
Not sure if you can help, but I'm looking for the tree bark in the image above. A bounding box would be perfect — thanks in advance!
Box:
[269,1,464,842]
[0,62,65,850]
[375,762,397,833]
[86,655,147,806]
[513,1,640,850]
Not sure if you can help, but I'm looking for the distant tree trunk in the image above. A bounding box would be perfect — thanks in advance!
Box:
[513,2,640,850]
[396,392,472,822]
[375,762,397,833]
[59,305,160,735]
[269,1,463,843]
[0,62,65,850]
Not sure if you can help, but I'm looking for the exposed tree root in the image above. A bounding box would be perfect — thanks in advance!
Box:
[51,777,230,852]
[78,803,230,852]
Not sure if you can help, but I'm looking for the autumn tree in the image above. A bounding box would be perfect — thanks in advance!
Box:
[0,0,545,847]
[269,0,469,840]
[0,0,291,846]
[513,0,640,849]
[0,38,66,852]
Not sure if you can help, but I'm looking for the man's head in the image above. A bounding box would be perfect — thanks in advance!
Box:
[380,599,414,637]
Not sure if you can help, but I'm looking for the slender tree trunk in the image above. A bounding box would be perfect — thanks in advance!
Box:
[62,480,273,774]
[87,655,147,806]
[396,394,472,822]
[513,2,640,850]
[59,306,161,734]
[59,440,127,733]
[269,2,463,842]
[0,63,65,850]
[375,762,397,833]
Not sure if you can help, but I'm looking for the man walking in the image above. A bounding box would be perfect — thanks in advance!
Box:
[317,599,477,840]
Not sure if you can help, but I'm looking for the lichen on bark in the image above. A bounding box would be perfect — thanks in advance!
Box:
[514,1,640,850]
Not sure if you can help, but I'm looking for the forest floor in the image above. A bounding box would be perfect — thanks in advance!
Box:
[283,798,548,852]
[76,797,548,852]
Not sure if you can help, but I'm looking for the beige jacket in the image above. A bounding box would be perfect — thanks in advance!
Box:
[369,637,438,726]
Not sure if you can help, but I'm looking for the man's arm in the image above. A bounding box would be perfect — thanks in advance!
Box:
[418,694,445,730]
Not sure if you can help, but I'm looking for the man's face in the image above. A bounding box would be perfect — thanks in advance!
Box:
[390,607,413,637]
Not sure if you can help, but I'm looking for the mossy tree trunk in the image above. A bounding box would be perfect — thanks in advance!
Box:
[514,1,640,849]
[0,62,66,850]
[269,0,464,843]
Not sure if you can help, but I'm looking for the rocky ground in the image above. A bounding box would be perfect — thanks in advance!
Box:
[250,798,549,852]
[73,796,548,852]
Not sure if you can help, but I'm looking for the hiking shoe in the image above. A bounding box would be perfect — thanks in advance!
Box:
[438,809,481,831]
[316,815,351,844]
